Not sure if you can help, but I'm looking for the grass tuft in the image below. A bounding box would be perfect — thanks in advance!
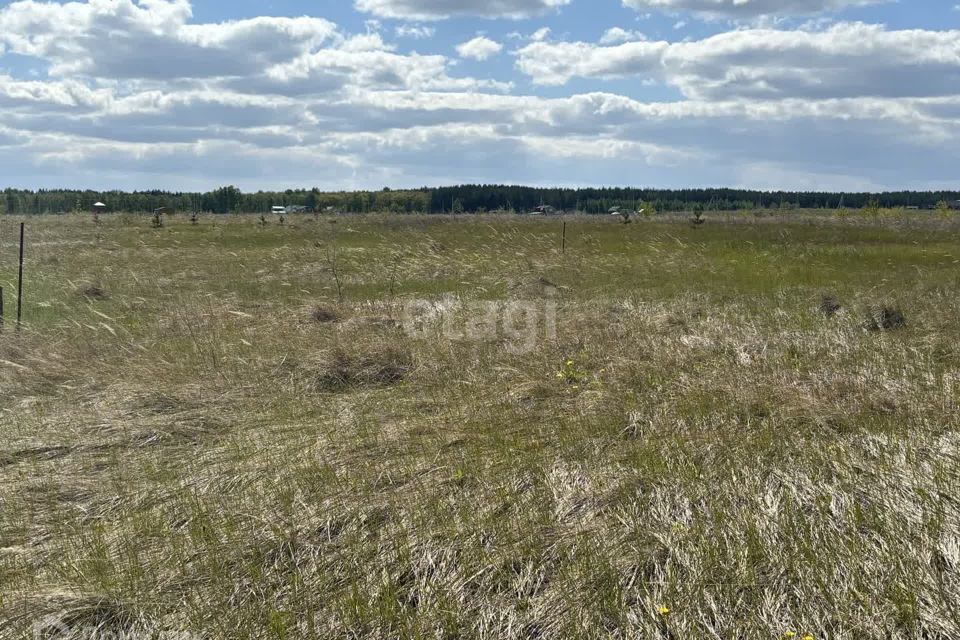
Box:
[308,343,414,391]
[28,596,138,640]
[866,304,907,331]
[308,304,342,324]
[819,294,842,318]
[76,282,108,300]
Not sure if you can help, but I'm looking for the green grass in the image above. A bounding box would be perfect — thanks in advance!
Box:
[1,211,960,639]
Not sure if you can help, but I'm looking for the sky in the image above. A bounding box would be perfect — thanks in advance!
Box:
[0,0,957,192]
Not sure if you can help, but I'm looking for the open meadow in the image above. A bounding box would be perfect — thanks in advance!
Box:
[2,211,960,639]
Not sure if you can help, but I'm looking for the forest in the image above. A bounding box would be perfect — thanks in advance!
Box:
[2,184,958,215]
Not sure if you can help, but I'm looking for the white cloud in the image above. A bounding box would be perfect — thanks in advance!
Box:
[600,27,648,44]
[456,36,504,61]
[530,27,552,41]
[6,88,959,190]
[355,0,570,20]
[622,0,886,19]
[664,23,960,100]
[395,24,435,39]
[0,0,338,79]
[2,77,959,190]
[516,40,668,86]
[264,45,510,93]
[0,0,506,96]
[0,75,110,111]
[515,23,960,101]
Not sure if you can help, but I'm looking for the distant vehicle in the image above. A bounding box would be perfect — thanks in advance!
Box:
[271,206,286,215]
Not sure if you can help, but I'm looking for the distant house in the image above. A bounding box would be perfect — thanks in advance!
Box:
[271,206,286,215]
[950,200,960,210]
[92,202,107,213]
[532,205,558,215]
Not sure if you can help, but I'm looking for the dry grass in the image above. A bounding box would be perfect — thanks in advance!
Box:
[1,212,959,639]
[307,304,341,324]
[305,343,414,392]
[865,304,907,332]
[75,282,108,301]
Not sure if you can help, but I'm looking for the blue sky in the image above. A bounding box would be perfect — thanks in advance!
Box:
[0,0,957,191]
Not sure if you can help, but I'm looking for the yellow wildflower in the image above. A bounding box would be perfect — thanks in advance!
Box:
[657,605,670,616]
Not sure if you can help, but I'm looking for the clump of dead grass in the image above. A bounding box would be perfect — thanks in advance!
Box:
[509,274,560,299]
[819,294,842,318]
[129,391,187,416]
[308,343,414,391]
[866,304,907,331]
[23,595,139,640]
[308,304,342,324]
[76,283,108,300]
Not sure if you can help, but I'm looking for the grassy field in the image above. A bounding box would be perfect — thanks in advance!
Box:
[1,211,960,639]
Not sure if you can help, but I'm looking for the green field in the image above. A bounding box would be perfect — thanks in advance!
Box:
[2,212,960,639]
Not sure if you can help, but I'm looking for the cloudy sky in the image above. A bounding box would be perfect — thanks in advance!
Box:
[0,0,957,192]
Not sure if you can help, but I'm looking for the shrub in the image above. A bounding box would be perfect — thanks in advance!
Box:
[936,200,954,220]
[863,198,882,217]
[691,203,705,226]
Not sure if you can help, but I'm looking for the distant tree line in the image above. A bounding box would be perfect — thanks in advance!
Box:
[429,186,960,214]
[0,186,433,215]
[2,185,957,215]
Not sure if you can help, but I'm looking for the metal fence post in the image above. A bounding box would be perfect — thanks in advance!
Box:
[16,222,24,330]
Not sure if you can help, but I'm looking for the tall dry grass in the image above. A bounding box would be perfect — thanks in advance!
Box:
[1,212,959,639]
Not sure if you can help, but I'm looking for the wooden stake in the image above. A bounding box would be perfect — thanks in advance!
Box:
[561,221,567,254]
